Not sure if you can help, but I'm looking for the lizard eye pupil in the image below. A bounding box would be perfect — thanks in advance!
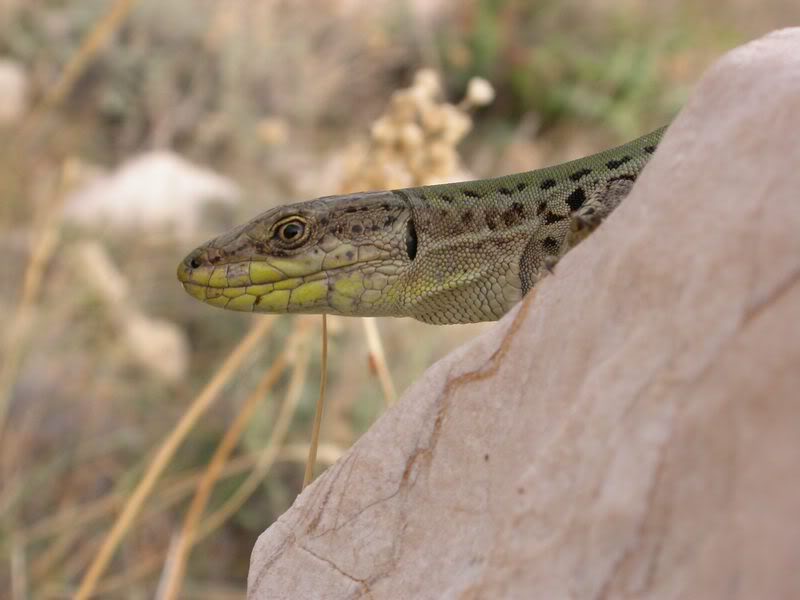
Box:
[277,220,305,243]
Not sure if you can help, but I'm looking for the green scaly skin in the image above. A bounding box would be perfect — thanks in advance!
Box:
[177,127,665,324]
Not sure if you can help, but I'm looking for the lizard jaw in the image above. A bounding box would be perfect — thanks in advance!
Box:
[177,252,405,316]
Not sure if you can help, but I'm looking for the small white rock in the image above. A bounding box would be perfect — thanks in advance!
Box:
[64,151,240,239]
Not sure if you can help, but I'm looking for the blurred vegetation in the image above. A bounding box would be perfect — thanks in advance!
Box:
[0,0,796,596]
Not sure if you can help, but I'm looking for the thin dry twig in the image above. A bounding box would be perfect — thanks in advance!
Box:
[92,552,164,598]
[303,314,329,488]
[33,444,345,596]
[0,159,79,448]
[158,319,312,600]
[29,446,341,595]
[21,0,138,139]
[38,552,165,600]
[197,327,313,537]
[21,442,342,553]
[74,316,275,600]
[10,534,26,600]
[2,0,139,433]
[28,519,81,584]
[362,317,397,406]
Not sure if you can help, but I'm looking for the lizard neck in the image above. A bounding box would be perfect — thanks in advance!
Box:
[391,126,664,324]
[391,178,534,324]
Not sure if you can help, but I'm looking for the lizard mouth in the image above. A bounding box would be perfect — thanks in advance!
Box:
[177,257,330,313]
[177,235,399,316]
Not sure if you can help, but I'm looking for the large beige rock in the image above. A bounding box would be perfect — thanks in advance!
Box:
[249,29,800,599]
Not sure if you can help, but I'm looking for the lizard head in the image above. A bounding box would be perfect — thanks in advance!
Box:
[177,191,415,315]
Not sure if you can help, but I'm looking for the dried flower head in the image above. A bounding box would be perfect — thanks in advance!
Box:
[340,69,494,191]
[464,77,495,108]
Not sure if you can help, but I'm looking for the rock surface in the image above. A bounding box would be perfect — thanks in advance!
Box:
[249,29,800,599]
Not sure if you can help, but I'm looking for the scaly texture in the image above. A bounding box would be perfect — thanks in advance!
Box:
[177,127,664,324]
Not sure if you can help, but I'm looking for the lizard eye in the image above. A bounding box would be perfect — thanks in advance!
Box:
[273,217,309,247]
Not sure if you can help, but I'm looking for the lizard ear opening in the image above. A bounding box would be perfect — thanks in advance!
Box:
[405,218,417,261]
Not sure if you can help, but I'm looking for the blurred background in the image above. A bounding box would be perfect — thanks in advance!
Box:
[0,0,796,597]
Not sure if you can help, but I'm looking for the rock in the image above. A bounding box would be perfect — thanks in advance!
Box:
[248,29,800,599]
[63,151,240,239]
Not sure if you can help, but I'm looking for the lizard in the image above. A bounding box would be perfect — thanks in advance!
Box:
[177,127,664,324]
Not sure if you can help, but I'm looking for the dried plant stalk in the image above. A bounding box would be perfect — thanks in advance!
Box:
[303,315,329,488]
[74,317,275,600]
[197,327,313,537]
[158,319,312,600]
[24,0,138,133]
[362,317,397,406]
[0,159,80,447]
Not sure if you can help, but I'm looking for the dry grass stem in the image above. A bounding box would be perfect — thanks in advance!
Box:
[2,0,138,441]
[303,314,329,488]
[29,520,80,583]
[158,318,312,600]
[197,327,313,537]
[0,160,77,446]
[10,535,26,600]
[37,553,165,599]
[26,443,345,596]
[74,316,275,600]
[20,443,343,553]
[362,317,397,406]
[21,0,138,139]
[55,334,323,595]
